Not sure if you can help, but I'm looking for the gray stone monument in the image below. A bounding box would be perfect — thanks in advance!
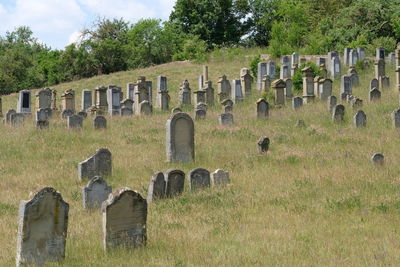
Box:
[231,79,243,103]
[219,113,234,126]
[256,99,269,119]
[332,104,345,123]
[392,109,400,128]
[369,88,381,102]
[203,80,214,106]
[189,168,210,191]
[284,78,293,98]
[241,69,253,96]
[266,61,276,79]
[327,96,337,112]
[17,90,31,114]
[331,56,341,79]
[257,62,267,91]
[211,169,230,186]
[16,187,69,267]
[147,172,166,202]
[292,97,303,110]
[340,75,352,100]
[217,75,231,102]
[82,176,112,210]
[257,136,270,154]
[165,169,185,197]
[344,48,351,66]
[166,112,195,163]
[179,80,191,106]
[371,153,384,166]
[106,86,121,116]
[376,47,385,60]
[36,109,49,129]
[81,90,92,111]
[94,115,107,129]
[319,78,332,100]
[67,114,83,129]
[138,100,152,115]
[370,78,379,90]
[78,148,112,180]
[354,110,366,128]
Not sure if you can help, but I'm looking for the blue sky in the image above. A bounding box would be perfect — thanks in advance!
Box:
[0,0,176,49]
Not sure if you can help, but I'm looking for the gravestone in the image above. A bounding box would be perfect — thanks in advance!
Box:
[146,81,153,106]
[256,99,269,119]
[82,176,112,210]
[231,79,243,103]
[102,188,147,251]
[198,75,204,90]
[179,80,191,106]
[195,103,207,120]
[16,187,69,266]
[281,55,291,67]
[51,89,57,110]
[221,99,233,108]
[10,113,25,126]
[203,80,214,106]
[78,148,112,180]
[211,169,230,186]
[5,109,16,124]
[375,59,385,79]
[194,90,206,105]
[280,65,290,79]
[332,104,345,123]
[371,153,384,166]
[392,109,400,128]
[351,98,363,109]
[380,76,390,90]
[120,107,133,116]
[340,75,352,100]
[219,113,234,126]
[370,78,379,90]
[127,82,135,100]
[284,78,293,98]
[261,75,271,92]
[67,114,83,129]
[257,136,270,154]
[189,168,211,191]
[134,77,150,113]
[36,88,52,110]
[165,169,185,197]
[166,112,195,163]
[107,86,121,116]
[349,73,359,87]
[147,172,166,202]
[224,105,232,113]
[344,48,351,65]
[156,76,168,109]
[369,88,381,102]
[357,47,366,60]
[94,115,107,129]
[257,62,267,90]
[61,109,74,119]
[272,79,286,105]
[241,69,253,96]
[314,76,323,98]
[316,57,326,66]
[388,52,396,64]
[349,49,358,66]
[319,78,333,100]
[139,100,152,115]
[95,86,108,110]
[217,75,231,102]
[120,98,133,114]
[171,107,182,114]
[331,56,341,79]
[78,111,87,118]
[291,52,299,66]
[354,110,366,128]
[17,90,31,114]
[292,97,303,110]
[36,109,49,129]
[81,90,92,111]
[266,61,276,79]
[376,47,385,60]
[302,66,315,103]
[61,89,75,113]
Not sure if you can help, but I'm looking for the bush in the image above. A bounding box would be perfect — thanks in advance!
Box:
[292,62,322,92]
[172,35,207,62]
[249,55,261,78]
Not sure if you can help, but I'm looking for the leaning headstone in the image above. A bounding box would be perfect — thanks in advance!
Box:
[257,136,270,154]
[147,172,166,202]
[371,153,384,166]
[332,104,345,123]
[369,88,381,102]
[391,109,400,128]
[17,90,31,114]
[256,99,269,119]
[211,169,230,186]
[219,113,234,126]
[166,112,195,163]
[189,168,211,191]
[94,115,107,129]
[292,97,303,110]
[78,148,112,180]
[82,176,112,210]
[370,78,379,90]
[102,188,147,251]
[165,169,185,197]
[67,114,83,129]
[353,110,366,128]
[16,187,69,266]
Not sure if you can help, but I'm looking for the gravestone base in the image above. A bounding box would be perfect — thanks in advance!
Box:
[302,95,315,104]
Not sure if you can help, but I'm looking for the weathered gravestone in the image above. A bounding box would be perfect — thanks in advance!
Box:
[102,188,147,251]
[351,98,363,109]
[36,109,49,129]
[78,148,112,180]
[198,75,204,90]
[203,80,214,106]
[139,100,152,115]
[332,104,345,123]
[211,169,230,186]
[344,48,351,66]
[127,82,135,101]
[316,57,326,66]
[81,90,92,111]
[319,78,333,100]
[284,78,293,98]
[380,76,390,90]
[195,103,207,120]
[179,80,191,106]
[331,56,341,79]
[272,79,286,105]
[61,109,74,119]
[371,153,384,166]
[219,113,234,126]
[357,47,366,60]
[231,79,243,103]
[241,68,253,96]
[5,109,16,124]
[171,107,182,114]
[369,88,381,102]
[257,136,270,154]
[95,86,108,110]
[280,65,290,79]
[375,59,385,79]
[224,105,233,113]
[354,110,366,128]
[94,115,107,129]
[349,49,358,66]
[340,75,352,100]
[147,172,166,202]
[82,176,112,210]
[370,78,379,90]
[134,77,150,113]
[166,112,195,163]
[302,66,315,103]
[266,60,276,79]
[67,114,83,129]
[17,90,31,114]
[292,97,303,110]
[36,88,52,110]
[391,109,400,128]
[189,168,211,191]
[16,187,69,267]
[120,99,133,116]
[106,86,122,115]
[156,76,169,110]
[193,89,206,105]
[10,113,25,126]
[257,62,267,90]
[165,169,185,197]
[61,89,75,113]
[217,75,231,102]
[256,99,269,119]
[261,75,271,92]
[376,47,385,60]
[349,73,359,88]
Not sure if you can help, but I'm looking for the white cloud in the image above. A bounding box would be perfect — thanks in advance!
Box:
[158,0,176,19]
[68,31,82,45]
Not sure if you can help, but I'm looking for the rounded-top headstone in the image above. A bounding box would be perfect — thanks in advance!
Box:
[371,153,384,166]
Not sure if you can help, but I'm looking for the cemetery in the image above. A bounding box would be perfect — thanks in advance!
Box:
[1,44,400,265]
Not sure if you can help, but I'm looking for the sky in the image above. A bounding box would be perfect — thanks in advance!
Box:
[0,0,176,49]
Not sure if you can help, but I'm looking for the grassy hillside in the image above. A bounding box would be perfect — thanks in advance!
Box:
[1,48,400,266]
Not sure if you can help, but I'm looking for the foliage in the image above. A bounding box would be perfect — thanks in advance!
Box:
[249,55,261,78]
[172,35,208,62]
[292,62,322,92]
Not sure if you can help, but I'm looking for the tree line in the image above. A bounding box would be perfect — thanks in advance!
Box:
[1,0,399,94]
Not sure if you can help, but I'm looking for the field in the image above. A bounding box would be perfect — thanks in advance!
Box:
[1,48,400,266]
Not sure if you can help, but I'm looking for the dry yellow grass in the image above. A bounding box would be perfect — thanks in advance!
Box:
[1,50,400,266]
